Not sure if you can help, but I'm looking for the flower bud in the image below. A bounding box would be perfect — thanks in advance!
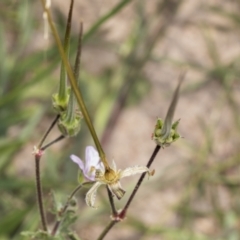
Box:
[152,118,181,147]
[57,112,81,137]
[52,87,71,113]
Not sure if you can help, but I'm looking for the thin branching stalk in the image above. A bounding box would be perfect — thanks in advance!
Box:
[58,0,74,102]
[96,221,117,240]
[39,0,109,169]
[41,135,65,151]
[37,115,60,149]
[35,155,48,232]
[119,145,161,217]
[65,22,83,124]
[97,145,161,239]
[106,186,117,217]
[51,183,88,236]
[35,115,60,232]
[74,22,83,85]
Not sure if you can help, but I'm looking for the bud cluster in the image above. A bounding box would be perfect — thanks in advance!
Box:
[152,118,181,147]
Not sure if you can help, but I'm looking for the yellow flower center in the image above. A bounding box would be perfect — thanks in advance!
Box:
[104,168,119,183]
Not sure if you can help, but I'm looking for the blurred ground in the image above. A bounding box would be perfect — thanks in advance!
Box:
[1,0,240,239]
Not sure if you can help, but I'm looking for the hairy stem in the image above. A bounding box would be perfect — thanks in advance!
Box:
[41,135,65,151]
[51,183,89,236]
[35,156,48,231]
[35,116,60,232]
[37,115,60,149]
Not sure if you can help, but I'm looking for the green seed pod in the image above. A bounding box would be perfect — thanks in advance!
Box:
[152,118,181,147]
[52,87,71,113]
[57,112,81,137]
[152,71,185,147]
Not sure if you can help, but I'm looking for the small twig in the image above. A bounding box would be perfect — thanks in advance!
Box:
[119,145,161,218]
[106,186,117,217]
[37,115,60,149]
[41,135,65,151]
[97,145,161,239]
[51,183,89,236]
[96,221,117,240]
[35,155,48,232]
[35,115,60,232]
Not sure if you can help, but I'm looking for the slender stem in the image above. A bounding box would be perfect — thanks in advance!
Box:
[96,221,117,240]
[51,183,88,236]
[65,22,83,124]
[39,0,109,169]
[38,115,60,149]
[74,22,83,85]
[120,145,161,217]
[35,115,61,232]
[35,108,60,232]
[58,0,74,101]
[34,115,61,232]
[35,156,48,231]
[97,145,161,239]
[41,135,65,151]
[51,217,61,236]
[106,186,117,217]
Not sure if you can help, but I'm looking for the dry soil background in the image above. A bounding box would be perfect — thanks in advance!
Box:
[22,0,240,239]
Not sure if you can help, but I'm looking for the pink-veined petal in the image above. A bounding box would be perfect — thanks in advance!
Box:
[70,154,84,171]
[83,171,96,181]
[85,146,100,174]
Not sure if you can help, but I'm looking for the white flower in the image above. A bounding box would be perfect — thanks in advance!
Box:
[70,146,104,181]
[70,146,152,208]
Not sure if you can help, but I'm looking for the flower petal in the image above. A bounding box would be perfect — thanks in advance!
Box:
[84,172,96,182]
[85,181,103,208]
[119,166,149,179]
[95,169,105,181]
[99,162,105,172]
[111,160,117,171]
[108,181,125,200]
[85,146,101,174]
[70,154,84,171]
